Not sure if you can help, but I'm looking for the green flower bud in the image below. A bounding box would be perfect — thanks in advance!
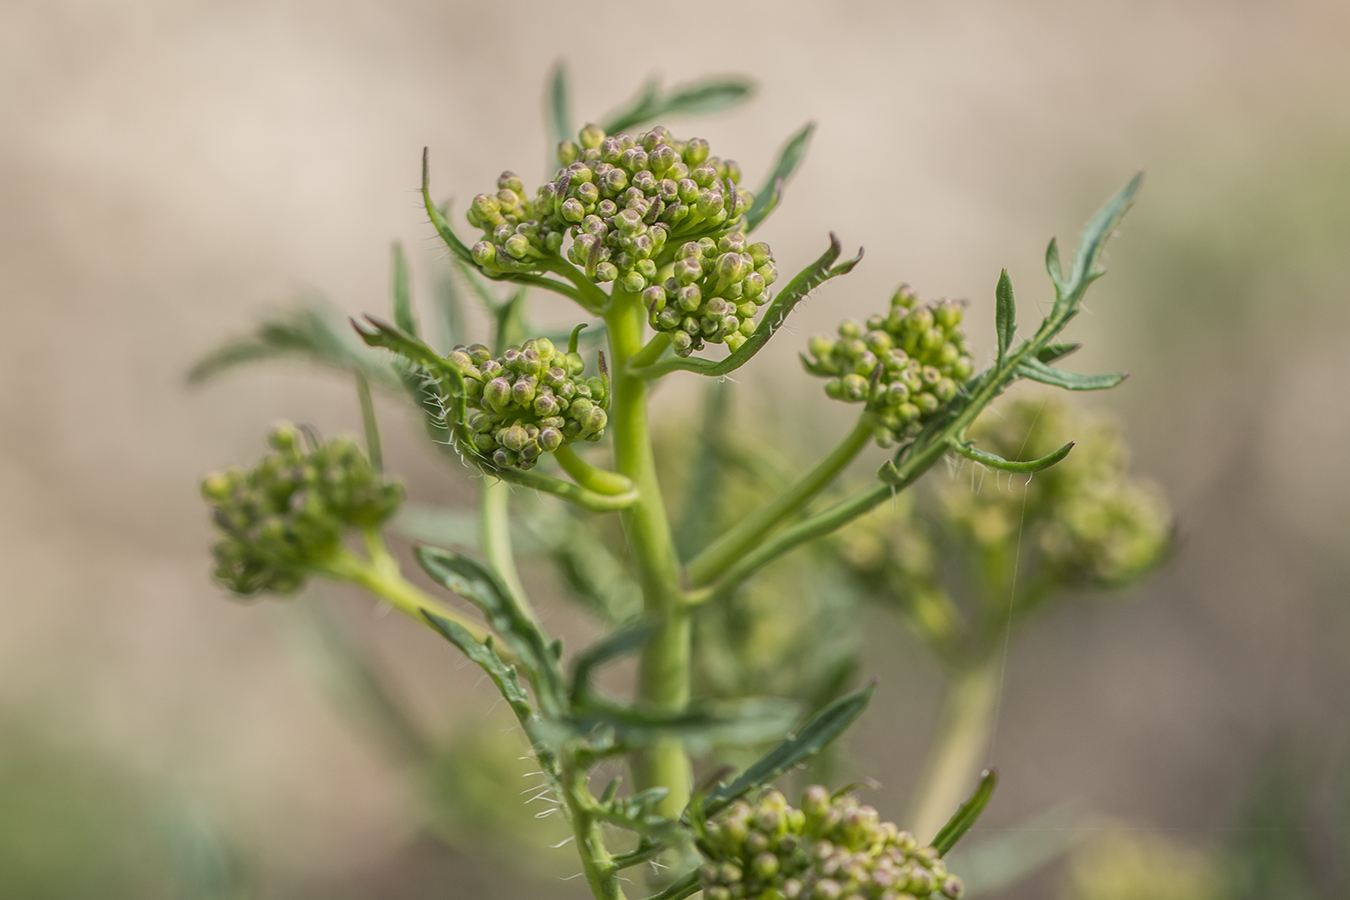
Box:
[471,241,497,267]
[557,140,579,165]
[578,123,605,150]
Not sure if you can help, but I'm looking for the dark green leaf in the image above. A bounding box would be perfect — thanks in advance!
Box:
[422,611,534,725]
[601,75,755,134]
[390,242,417,336]
[932,769,998,856]
[545,60,571,150]
[745,122,815,233]
[570,618,658,706]
[699,682,874,818]
[995,268,1016,363]
[415,547,562,709]
[1017,357,1128,391]
[1036,342,1080,364]
[948,437,1074,474]
[639,869,701,900]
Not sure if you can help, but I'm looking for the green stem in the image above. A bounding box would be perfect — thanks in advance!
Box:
[480,479,532,615]
[686,411,874,587]
[604,287,691,820]
[555,444,636,495]
[561,755,627,900]
[355,372,383,472]
[319,532,495,647]
[905,655,1001,842]
[630,332,671,369]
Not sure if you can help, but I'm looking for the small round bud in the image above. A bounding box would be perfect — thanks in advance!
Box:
[471,241,497,267]
[578,123,605,150]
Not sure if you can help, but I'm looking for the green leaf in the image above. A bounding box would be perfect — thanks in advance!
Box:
[948,437,1074,474]
[570,618,658,706]
[1037,342,1080,364]
[932,768,998,856]
[390,242,417,337]
[1058,172,1143,309]
[745,121,815,233]
[944,805,1083,896]
[1017,357,1128,391]
[995,268,1016,363]
[415,547,562,709]
[519,506,641,623]
[699,682,875,818]
[421,611,534,726]
[352,314,452,372]
[187,302,397,388]
[545,60,571,150]
[430,264,464,350]
[601,75,755,134]
[1045,237,1063,288]
[635,234,863,380]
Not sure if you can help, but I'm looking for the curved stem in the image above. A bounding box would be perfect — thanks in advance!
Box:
[555,444,636,495]
[604,287,691,820]
[630,332,671,370]
[905,655,1001,842]
[686,411,874,587]
[493,467,638,512]
[547,259,610,313]
[319,535,495,647]
[480,479,531,613]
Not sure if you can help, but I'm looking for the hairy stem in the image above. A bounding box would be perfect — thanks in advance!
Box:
[686,411,874,587]
[561,755,627,900]
[905,655,1001,842]
[605,287,691,819]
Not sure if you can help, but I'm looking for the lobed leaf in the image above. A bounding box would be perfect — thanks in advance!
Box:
[1057,172,1143,309]
[422,611,534,725]
[562,697,802,753]
[699,682,875,818]
[570,617,658,706]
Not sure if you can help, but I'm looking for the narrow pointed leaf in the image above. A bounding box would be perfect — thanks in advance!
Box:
[1017,357,1127,391]
[422,611,533,724]
[570,617,658,705]
[421,148,475,266]
[545,61,571,150]
[932,769,998,856]
[1045,237,1063,289]
[558,698,801,752]
[390,242,417,336]
[745,121,815,233]
[699,682,875,818]
[1036,342,1080,364]
[995,268,1016,363]
[949,438,1074,474]
[1059,172,1143,308]
[602,75,755,134]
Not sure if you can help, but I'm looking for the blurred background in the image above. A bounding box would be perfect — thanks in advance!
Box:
[3,1,1349,897]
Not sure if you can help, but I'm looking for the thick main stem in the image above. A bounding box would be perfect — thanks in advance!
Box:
[905,654,1001,842]
[605,288,691,819]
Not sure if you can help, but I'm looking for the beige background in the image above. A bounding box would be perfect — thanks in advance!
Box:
[3,1,1350,897]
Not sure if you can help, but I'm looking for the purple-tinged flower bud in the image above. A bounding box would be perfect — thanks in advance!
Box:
[574,181,599,205]
[696,191,725,217]
[677,178,700,203]
[471,241,497,267]
[683,137,709,166]
[537,426,562,452]
[560,198,585,222]
[671,330,694,355]
[511,376,537,405]
[504,233,531,260]
[643,285,667,313]
[483,377,511,411]
[594,261,618,282]
[842,374,869,402]
[603,167,628,194]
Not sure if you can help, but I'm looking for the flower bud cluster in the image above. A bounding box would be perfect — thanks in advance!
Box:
[940,398,1171,586]
[201,425,403,596]
[445,337,608,470]
[803,286,975,447]
[466,170,570,275]
[643,231,778,356]
[700,787,964,900]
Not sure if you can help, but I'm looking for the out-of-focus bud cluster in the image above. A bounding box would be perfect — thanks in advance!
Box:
[1065,830,1225,900]
[201,424,403,596]
[939,398,1171,586]
[700,788,964,900]
[802,286,975,447]
[643,232,778,356]
[445,337,608,470]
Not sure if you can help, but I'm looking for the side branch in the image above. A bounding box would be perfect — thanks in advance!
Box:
[631,234,863,380]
